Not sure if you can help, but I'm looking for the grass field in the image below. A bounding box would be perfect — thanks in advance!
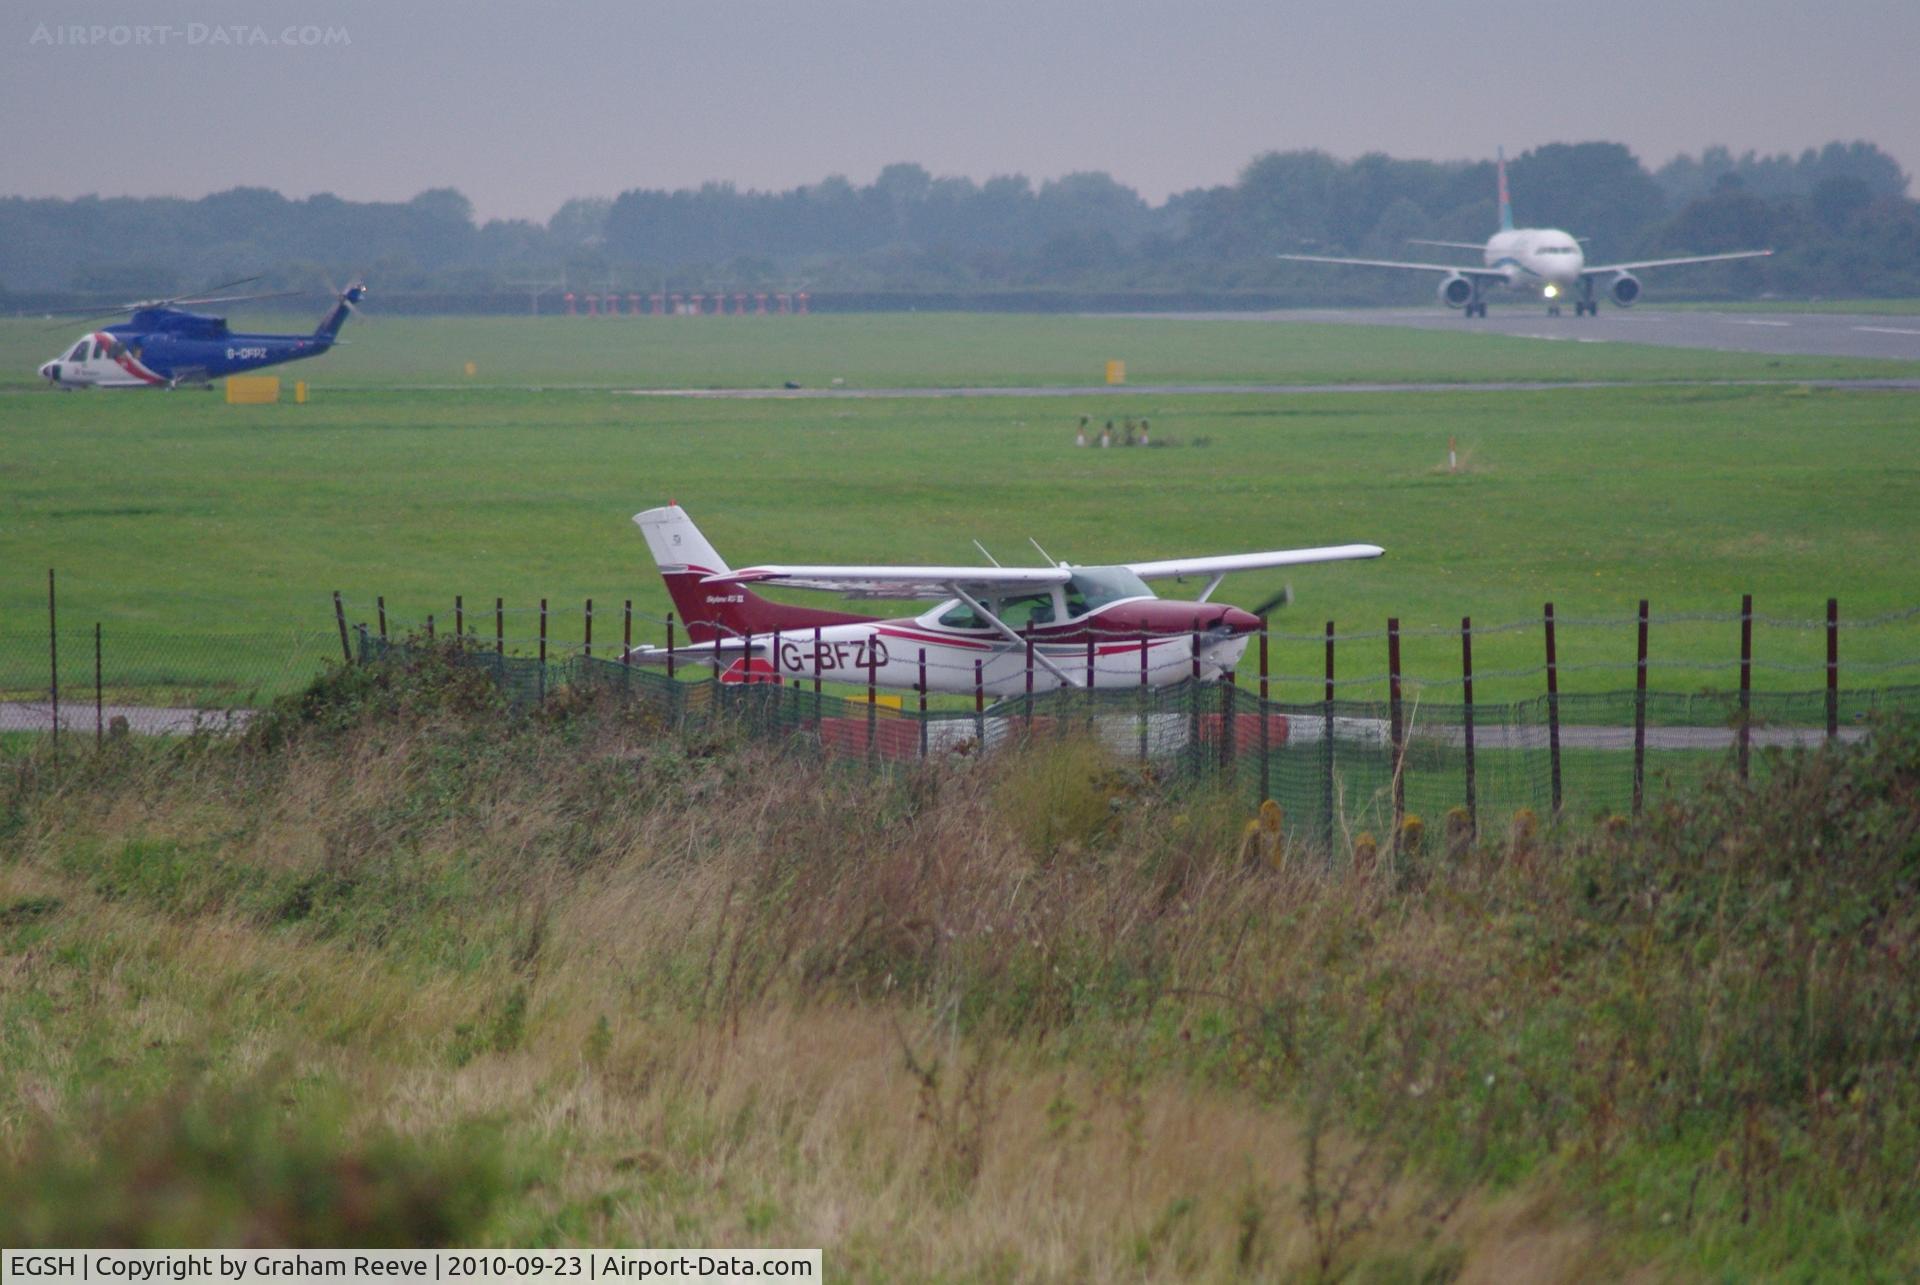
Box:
[3,314,1918,704]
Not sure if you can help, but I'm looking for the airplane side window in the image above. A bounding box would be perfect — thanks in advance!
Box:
[938,601,988,629]
[107,340,127,359]
[1063,586,1091,619]
[1002,592,1055,628]
[70,341,91,362]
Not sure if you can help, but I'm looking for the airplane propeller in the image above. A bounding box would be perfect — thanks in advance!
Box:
[1248,585,1294,618]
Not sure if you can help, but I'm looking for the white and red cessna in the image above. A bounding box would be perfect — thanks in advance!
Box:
[626,505,1382,695]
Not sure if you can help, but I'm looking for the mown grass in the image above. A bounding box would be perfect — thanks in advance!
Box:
[4,378,1918,705]
[1,647,1914,1276]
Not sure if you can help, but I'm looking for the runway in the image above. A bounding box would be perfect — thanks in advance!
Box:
[1125,307,1920,363]
[619,377,1920,400]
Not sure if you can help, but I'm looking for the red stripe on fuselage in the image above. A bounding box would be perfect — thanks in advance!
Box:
[96,332,165,385]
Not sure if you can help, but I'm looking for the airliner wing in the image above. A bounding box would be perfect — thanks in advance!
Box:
[1126,545,1384,581]
[1278,253,1508,278]
[716,565,1070,600]
[1406,239,1487,251]
[1581,249,1772,277]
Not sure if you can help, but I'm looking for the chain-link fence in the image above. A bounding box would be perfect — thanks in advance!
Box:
[7,591,1920,851]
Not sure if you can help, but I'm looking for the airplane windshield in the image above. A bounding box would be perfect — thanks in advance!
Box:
[1069,567,1151,613]
[69,341,90,362]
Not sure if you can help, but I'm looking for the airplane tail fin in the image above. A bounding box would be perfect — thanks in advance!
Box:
[314,282,365,341]
[633,504,871,643]
[1496,147,1514,232]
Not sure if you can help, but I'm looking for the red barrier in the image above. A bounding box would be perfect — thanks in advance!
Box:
[817,715,921,761]
[1197,712,1290,753]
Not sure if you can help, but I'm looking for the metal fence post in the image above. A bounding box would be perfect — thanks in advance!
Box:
[456,594,464,640]
[1259,618,1270,804]
[1323,621,1335,857]
[666,614,677,678]
[918,648,929,759]
[974,657,985,749]
[812,625,823,725]
[47,568,58,749]
[334,591,352,664]
[866,640,878,771]
[538,598,548,703]
[1388,618,1404,849]
[94,621,102,747]
[584,598,593,659]
[495,597,504,656]
[1737,592,1752,780]
[624,600,633,666]
[1462,616,1476,840]
[1189,617,1201,780]
[1633,599,1649,815]
[1826,598,1839,741]
[1138,634,1149,763]
[1024,624,1035,730]
[426,614,435,641]
[377,595,388,643]
[1544,602,1561,816]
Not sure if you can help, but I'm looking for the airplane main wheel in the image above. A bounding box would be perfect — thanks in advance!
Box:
[1548,305,1561,317]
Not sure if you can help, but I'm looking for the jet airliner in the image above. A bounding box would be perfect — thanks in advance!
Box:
[1278,150,1771,317]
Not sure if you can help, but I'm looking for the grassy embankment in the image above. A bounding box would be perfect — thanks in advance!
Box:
[2,646,1915,1278]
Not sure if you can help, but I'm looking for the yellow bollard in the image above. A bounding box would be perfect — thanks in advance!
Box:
[464,361,477,377]
[294,380,308,404]
[1104,359,1126,385]
[224,375,280,404]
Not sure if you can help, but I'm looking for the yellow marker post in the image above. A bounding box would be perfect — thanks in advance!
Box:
[464,361,477,377]
[1105,359,1126,385]
[225,375,280,404]
[294,381,308,404]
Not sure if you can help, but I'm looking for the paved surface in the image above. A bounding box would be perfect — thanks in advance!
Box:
[619,376,1920,400]
[1,702,254,736]
[1116,307,1920,363]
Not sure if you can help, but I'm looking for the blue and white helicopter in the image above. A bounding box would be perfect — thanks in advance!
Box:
[36,278,365,389]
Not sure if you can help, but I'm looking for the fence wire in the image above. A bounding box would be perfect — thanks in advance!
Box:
[6,605,1919,856]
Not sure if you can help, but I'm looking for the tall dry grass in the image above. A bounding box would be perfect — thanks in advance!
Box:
[1,645,1914,1278]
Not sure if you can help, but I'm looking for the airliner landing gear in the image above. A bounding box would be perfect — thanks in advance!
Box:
[1464,295,1487,318]
[1574,280,1598,316]
[1547,304,1562,317]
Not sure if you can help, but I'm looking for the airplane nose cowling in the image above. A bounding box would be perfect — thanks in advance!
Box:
[40,363,57,382]
[1220,607,1262,634]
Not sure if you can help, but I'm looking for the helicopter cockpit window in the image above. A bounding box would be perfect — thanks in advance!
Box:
[107,340,127,360]
[92,341,108,361]
[69,341,91,362]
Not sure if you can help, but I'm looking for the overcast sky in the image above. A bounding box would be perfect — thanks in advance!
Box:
[4,0,1914,223]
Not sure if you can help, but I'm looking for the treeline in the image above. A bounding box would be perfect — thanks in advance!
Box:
[3,140,1914,304]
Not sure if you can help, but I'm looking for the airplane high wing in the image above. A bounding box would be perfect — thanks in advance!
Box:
[1126,545,1386,580]
[1580,249,1773,278]
[1277,253,1511,279]
[718,565,1070,599]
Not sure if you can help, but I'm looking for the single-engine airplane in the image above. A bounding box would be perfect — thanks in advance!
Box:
[1278,149,1771,317]
[623,504,1383,696]
[37,278,366,388]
